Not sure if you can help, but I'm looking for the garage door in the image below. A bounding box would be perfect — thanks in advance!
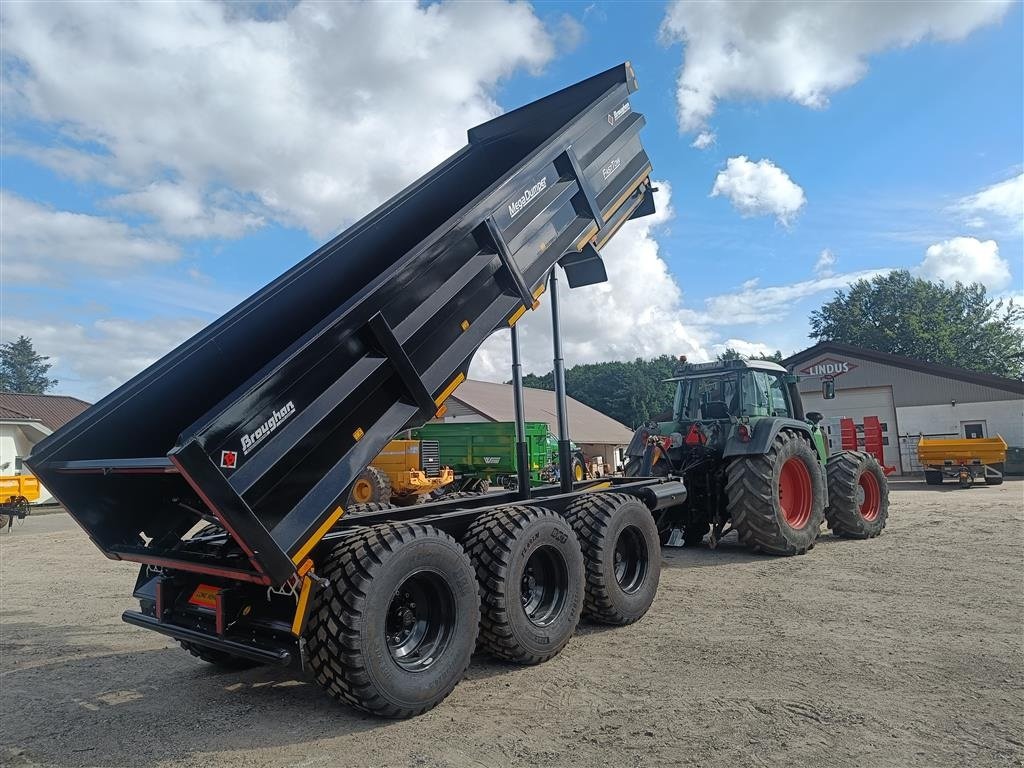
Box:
[801,385,902,474]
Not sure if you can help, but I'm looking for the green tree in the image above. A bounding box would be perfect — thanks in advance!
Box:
[809,271,1024,379]
[520,355,679,427]
[0,336,58,394]
[716,347,784,364]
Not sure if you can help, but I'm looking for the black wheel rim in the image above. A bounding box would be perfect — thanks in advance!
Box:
[613,525,648,594]
[385,570,456,672]
[520,545,568,627]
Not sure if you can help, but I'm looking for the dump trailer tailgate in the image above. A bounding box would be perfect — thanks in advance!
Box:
[27,63,656,586]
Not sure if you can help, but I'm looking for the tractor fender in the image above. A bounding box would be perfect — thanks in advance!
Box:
[722,418,814,459]
[625,425,653,458]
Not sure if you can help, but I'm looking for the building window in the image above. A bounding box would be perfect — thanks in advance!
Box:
[963,422,986,439]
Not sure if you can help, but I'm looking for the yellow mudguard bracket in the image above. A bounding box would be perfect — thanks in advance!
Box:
[291,506,344,565]
[291,573,315,636]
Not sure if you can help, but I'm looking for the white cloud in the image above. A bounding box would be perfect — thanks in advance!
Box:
[691,131,716,150]
[955,173,1023,229]
[917,236,1011,291]
[814,248,837,276]
[692,270,889,326]
[1,316,206,402]
[3,1,556,239]
[1,192,179,283]
[660,0,1012,135]
[710,156,806,225]
[710,339,778,359]
[109,183,264,239]
[470,182,712,379]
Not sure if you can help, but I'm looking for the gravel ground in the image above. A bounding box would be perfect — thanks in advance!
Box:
[1,479,1021,768]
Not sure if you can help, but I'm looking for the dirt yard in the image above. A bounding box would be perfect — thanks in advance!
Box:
[1,479,1021,768]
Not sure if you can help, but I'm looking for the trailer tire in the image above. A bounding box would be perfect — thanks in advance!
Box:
[924,470,943,485]
[564,493,661,626]
[180,642,261,670]
[346,466,391,505]
[464,506,584,664]
[727,430,824,556]
[345,501,396,517]
[306,523,478,718]
[825,451,889,539]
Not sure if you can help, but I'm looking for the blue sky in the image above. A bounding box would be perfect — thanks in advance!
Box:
[2,0,1021,401]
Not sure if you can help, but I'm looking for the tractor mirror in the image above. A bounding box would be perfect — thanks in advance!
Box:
[822,379,836,400]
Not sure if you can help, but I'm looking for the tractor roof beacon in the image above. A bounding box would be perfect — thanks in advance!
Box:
[26,63,687,719]
[624,357,889,553]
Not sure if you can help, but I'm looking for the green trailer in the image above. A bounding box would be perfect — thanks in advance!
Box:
[413,422,586,490]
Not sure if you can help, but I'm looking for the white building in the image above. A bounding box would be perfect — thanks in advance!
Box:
[0,393,90,503]
[785,342,1024,475]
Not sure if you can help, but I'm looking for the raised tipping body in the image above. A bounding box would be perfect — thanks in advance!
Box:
[28,63,655,587]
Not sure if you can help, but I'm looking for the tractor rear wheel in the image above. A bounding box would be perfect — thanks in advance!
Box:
[564,493,661,625]
[306,523,479,718]
[727,430,825,556]
[825,451,889,538]
[464,506,584,664]
[346,466,392,505]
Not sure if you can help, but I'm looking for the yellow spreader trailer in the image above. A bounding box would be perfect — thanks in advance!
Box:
[918,435,1007,488]
[0,474,40,529]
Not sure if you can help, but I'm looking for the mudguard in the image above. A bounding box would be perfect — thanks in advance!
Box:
[722,418,814,458]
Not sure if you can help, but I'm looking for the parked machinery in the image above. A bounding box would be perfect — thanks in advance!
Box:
[0,474,39,531]
[918,435,1007,488]
[27,64,678,718]
[624,357,890,553]
[346,439,454,507]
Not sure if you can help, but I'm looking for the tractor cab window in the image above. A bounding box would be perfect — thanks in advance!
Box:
[739,371,793,418]
[674,374,740,421]
[767,374,792,417]
[739,371,771,417]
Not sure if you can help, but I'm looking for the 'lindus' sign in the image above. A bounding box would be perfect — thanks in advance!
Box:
[800,358,858,377]
[508,177,548,219]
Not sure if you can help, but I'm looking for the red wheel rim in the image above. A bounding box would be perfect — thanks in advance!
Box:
[858,470,881,521]
[779,457,813,529]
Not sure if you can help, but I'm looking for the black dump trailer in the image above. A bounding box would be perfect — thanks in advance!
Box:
[28,63,685,717]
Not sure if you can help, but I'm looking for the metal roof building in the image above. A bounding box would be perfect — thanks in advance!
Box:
[783,343,1024,475]
[435,378,634,471]
[0,392,91,503]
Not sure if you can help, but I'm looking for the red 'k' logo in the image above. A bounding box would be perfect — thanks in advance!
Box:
[220,450,237,469]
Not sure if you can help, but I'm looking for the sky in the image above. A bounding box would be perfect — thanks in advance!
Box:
[1,0,1022,402]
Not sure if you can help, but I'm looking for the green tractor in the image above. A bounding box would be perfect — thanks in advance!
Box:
[624,358,889,555]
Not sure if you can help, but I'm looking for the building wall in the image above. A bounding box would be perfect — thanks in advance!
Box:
[795,354,1020,407]
[897,400,1024,444]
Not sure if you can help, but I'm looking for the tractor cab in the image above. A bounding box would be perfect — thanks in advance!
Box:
[668,359,799,426]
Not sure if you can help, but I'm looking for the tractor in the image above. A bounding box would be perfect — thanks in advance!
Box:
[624,358,889,555]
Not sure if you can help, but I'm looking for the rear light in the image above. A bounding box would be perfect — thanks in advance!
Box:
[738,425,751,443]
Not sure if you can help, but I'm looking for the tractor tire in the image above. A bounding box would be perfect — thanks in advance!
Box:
[345,501,396,517]
[464,506,584,664]
[727,429,825,556]
[985,463,1004,486]
[683,524,709,547]
[571,457,586,483]
[306,523,478,718]
[389,494,426,507]
[924,470,943,485]
[564,493,661,625]
[346,466,392,506]
[179,641,261,671]
[623,458,668,478]
[825,451,889,539]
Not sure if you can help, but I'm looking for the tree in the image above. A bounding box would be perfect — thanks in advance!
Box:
[716,347,784,364]
[0,336,58,394]
[520,355,679,428]
[809,271,1024,379]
